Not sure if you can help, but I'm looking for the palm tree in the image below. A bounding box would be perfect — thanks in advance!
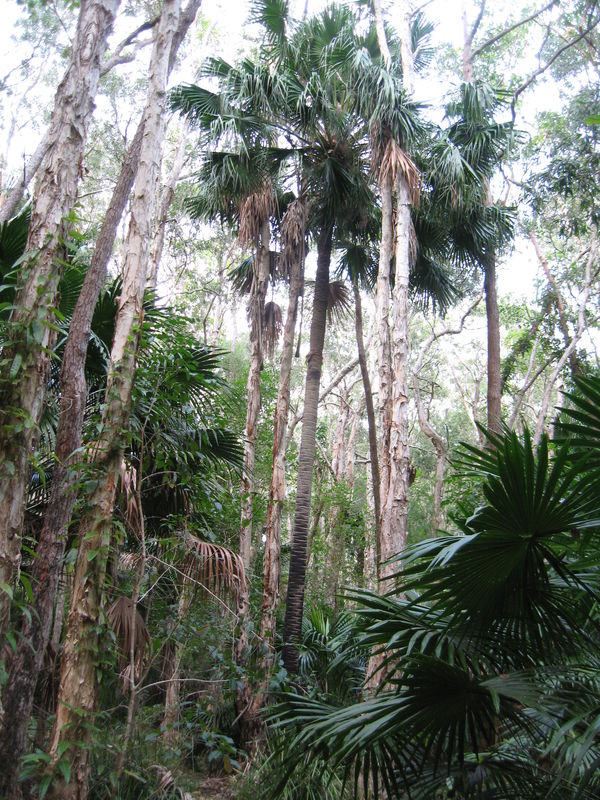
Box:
[270,385,600,797]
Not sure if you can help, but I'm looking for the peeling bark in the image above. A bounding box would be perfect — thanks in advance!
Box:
[0,0,120,641]
[46,3,183,795]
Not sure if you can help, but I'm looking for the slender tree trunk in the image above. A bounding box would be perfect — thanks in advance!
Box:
[380,175,412,579]
[162,585,192,744]
[239,218,271,569]
[46,4,182,796]
[0,0,120,641]
[529,231,582,378]
[234,218,271,748]
[0,3,200,786]
[353,280,381,548]
[261,218,304,657]
[462,7,503,435]
[147,122,189,289]
[0,131,50,226]
[484,252,502,433]
[374,175,394,573]
[282,225,333,673]
[327,388,349,605]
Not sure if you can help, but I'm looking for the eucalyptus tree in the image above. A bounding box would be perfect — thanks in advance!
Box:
[0,0,120,639]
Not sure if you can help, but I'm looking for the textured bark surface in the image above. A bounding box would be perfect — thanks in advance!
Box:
[484,253,502,434]
[239,218,271,570]
[46,3,182,795]
[0,3,201,788]
[282,226,332,673]
[353,281,381,551]
[261,247,304,654]
[0,0,120,640]
[374,175,394,572]
[0,131,50,226]
[380,176,411,580]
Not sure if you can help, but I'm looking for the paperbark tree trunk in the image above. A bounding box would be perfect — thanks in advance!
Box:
[374,175,394,573]
[234,217,271,747]
[352,280,381,556]
[282,224,333,673]
[239,218,271,570]
[261,226,304,659]
[46,3,182,796]
[380,175,412,579]
[0,3,200,789]
[0,0,120,640]
[374,0,415,583]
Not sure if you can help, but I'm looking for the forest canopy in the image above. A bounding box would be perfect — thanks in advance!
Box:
[1,0,600,798]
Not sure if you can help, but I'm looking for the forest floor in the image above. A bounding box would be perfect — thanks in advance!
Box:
[191,774,237,798]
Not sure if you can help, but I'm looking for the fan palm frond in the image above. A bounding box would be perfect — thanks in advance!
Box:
[183,535,247,597]
[107,595,151,691]
[327,280,351,323]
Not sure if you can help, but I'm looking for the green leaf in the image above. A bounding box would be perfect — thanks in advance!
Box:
[9,353,22,379]
[58,760,71,785]
[0,583,13,600]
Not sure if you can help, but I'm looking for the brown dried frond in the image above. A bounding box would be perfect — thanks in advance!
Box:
[327,280,352,323]
[118,551,144,572]
[263,301,283,360]
[107,595,150,690]
[280,196,307,280]
[238,183,274,247]
[379,139,421,206]
[119,460,142,536]
[151,766,175,792]
[183,536,247,599]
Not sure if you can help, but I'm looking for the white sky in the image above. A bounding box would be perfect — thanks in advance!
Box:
[0,0,567,305]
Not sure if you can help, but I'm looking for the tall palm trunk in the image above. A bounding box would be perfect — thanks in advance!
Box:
[261,221,304,656]
[0,4,200,788]
[282,224,333,673]
[0,0,120,639]
[46,3,182,796]
[484,252,502,433]
[380,175,412,578]
[462,10,502,434]
[236,204,305,743]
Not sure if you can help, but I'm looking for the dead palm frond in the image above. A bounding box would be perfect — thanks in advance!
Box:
[119,460,142,536]
[264,301,283,359]
[107,595,151,691]
[280,196,307,280]
[238,182,274,247]
[327,280,352,323]
[183,535,247,598]
[378,138,421,206]
[118,551,144,572]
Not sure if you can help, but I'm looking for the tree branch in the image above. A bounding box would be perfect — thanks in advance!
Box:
[512,18,600,118]
[100,17,159,76]
[466,0,487,48]
[473,0,556,57]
